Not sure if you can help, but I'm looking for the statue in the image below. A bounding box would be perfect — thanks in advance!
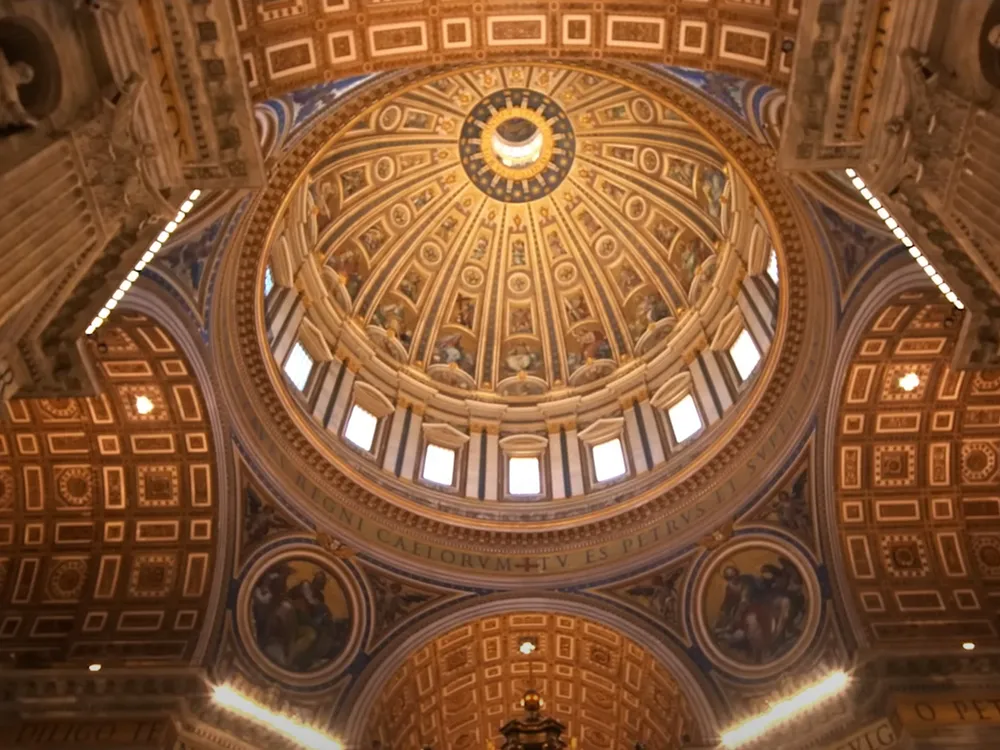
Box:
[75,73,176,231]
[0,50,37,130]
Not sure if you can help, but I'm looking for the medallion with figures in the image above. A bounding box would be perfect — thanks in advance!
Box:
[237,550,363,686]
[693,538,820,676]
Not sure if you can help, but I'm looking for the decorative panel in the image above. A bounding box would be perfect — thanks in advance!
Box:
[0,312,217,667]
[835,291,1000,646]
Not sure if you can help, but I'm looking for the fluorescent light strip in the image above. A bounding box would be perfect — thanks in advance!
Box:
[85,189,202,335]
[721,670,850,747]
[843,170,963,310]
[213,685,343,750]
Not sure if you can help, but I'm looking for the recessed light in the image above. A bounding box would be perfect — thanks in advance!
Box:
[963,642,976,651]
[135,396,155,415]
[898,372,920,392]
[88,663,102,672]
[518,638,537,655]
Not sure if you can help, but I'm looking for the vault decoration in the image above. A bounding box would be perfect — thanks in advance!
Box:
[220,57,828,580]
[361,612,695,750]
[834,290,1000,648]
[0,311,219,666]
[290,65,737,401]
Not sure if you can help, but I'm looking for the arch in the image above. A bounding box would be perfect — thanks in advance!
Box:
[824,270,1000,651]
[340,593,723,746]
[122,286,236,665]
[0,294,229,667]
[818,263,928,647]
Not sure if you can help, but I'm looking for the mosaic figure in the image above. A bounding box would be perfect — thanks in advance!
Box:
[360,223,388,254]
[672,236,713,291]
[451,294,476,328]
[472,236,489,260]
[631,294,670,339]
[563,293,590,324]
[329,248,364,299]
[617,262,642,296]
[250,560,351,673]
[705,550,808,666]
[666,159,696,188]
[511,239,527,266]
[340,167,367,199]
[652,218,679,249]
[509,306,533,334]
[432,333,475,375]
[398,269,423,303]
[503,343,544,376]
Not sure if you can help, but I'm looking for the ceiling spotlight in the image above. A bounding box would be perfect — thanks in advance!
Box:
[88,663,102,672]
[135,395,155,415]
[519,638,537,655]
[781,39,795,54]
[963,642,976,651]
[898,372,920,392]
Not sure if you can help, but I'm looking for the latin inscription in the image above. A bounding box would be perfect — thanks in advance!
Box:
[11,719,166,746]
[824,719,896,750]
[897,693,1000,728]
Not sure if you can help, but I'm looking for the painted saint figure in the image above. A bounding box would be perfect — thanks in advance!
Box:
[251,563,351,673]
[712,556,806,664]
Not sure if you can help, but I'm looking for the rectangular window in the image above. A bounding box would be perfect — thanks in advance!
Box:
[422,443,456,486]
[509,456,541,495]
[592,438,626,482]
[730,329,761,382]
[344,405,378,452]
[284,342,313,391]
[668,394,703,443]
[264,266,275,296]
[766,249,779,285]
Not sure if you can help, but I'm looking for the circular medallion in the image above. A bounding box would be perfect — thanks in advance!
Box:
[694,537,819,676]
[460,88,575,203]
[237,550,362,686]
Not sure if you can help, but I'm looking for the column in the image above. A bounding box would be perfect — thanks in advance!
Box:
[382,404,409,475]
[539,397,583,499]
[548,427,569,500]
[398,404,424,481]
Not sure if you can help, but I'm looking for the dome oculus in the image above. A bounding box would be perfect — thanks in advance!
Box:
[460,88,575,203]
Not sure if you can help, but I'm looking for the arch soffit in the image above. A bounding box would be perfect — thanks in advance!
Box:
[339,593,725,744]
[123,286,238,664]
[820,268,993,651]
[817,265,929,647]
[0,293,230,668]
[210,60,837,586]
